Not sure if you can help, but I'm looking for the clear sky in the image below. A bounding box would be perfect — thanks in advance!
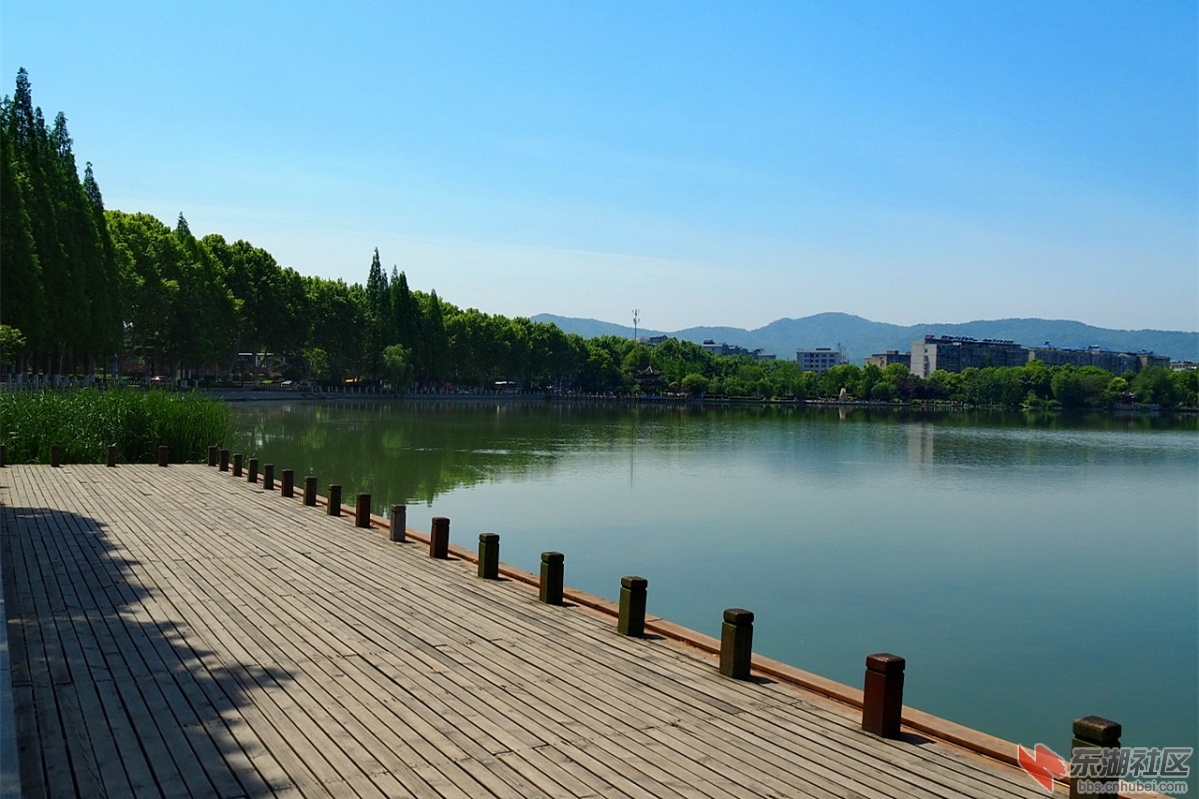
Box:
[3,1,1196,332]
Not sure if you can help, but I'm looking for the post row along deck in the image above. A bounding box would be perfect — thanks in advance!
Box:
[2,463,1078,798]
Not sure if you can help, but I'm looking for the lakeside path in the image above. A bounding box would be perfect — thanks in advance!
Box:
[2,464,1074,798]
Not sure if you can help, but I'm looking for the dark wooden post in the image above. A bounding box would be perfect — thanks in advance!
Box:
[327,484,342,516]
[720,608,754,679]
[232,453,243,477]
[263,464,274,490]
[355,493,371,527]
[389,504,406,542]
[208,445,218,466]
[303,475,317,506]
[540,552,564,605]
[106,445,117,468]
[50,445,63,467]
[0,444,5,467]
[862,653,905,738]
[247,458,258,483]
[430,517,450,558]
[478,533,500,579]
[281,469,294,497]
[618,576,648,637]
[219,449,230,471]
[1069,716,1122,799]
[157,445,169,466]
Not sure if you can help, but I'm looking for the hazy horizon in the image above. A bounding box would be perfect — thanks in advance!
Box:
[4,3,1195,333]
[533,310,1199,335]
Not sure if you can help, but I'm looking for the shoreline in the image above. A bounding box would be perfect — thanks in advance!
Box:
[205,387,1190,414]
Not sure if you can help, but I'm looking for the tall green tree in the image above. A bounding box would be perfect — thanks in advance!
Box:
[389,269,422,373]
[204,235,310,367]
[304,276,364,382]
[362,249,389,380]
[81,162,122,366]
[0,121,45,367]
[417,290,448,385]
[1,69,119,375]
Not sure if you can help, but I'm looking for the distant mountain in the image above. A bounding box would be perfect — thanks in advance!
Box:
[527,314,666,340]
[530,312,1199,364]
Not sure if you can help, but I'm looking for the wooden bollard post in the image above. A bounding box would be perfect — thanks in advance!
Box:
[355,493,371,527]
[106,445,117,467]
[720,608,754,679]
[430,517,450,558]
[1069,716,1122,799]
[219,449,230,471]
[327,484,342,516]
[862,653,905,738]
[157,445,169,466]
[303,475,317,506]
[540,552,564,605]
[478,533,499,579]
[263,464,274,490]
[0,444,5,467]
[208,445,218,466]
[389,505,406,542]
[50,445,63,467]
[281,469,294,498]
[247,458,258,483]
[232,453,243,477]
[618,576,648,637]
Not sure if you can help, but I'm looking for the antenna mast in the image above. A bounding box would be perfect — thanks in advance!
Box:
[633,309,640,341]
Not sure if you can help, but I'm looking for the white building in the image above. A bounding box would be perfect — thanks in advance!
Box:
[796,348,845,373]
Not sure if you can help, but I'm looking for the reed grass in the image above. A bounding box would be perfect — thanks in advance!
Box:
[0,388,230,464]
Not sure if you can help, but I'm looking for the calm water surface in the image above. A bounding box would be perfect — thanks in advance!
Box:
[229,400,1198,771]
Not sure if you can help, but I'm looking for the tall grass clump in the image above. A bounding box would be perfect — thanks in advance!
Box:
[0,388,230,464]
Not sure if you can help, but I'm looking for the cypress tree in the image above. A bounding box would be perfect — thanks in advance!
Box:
[1,70,117,376]
[389,270,422,376]
[363,249,388,380]
[47,112,102,373]
[0,123,46,368]
[82,163,122,367]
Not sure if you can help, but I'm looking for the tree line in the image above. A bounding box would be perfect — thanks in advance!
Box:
[2,69,1194,410]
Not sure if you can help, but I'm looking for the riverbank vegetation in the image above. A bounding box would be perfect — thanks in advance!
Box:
[0,388,229,464]
[2,69,1194,412]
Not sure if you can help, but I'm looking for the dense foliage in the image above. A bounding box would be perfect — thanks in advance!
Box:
[2,69,1194,410]
[0,388,229,464]
[1,68,121,375]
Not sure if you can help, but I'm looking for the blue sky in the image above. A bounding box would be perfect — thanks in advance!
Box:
[4,1,1196,332]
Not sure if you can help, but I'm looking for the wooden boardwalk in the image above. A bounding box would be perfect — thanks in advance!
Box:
[1,463,1064,798]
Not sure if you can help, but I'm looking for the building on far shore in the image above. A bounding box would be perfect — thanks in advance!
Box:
[864,350,911,370]
[796,347,845,373]
[911,336,1173,378]
[1027,344,1170,373]
[702,340,776,360]
[910,336,1029,378]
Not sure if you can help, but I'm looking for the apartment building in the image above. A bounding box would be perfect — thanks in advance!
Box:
[910,336,1029,378]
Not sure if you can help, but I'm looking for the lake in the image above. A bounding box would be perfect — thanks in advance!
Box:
[228,399,1198,775]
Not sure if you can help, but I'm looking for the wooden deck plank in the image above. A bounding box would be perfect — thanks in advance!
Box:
[2,465,1065,799]
[42,497,245,798]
